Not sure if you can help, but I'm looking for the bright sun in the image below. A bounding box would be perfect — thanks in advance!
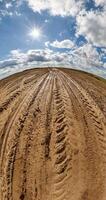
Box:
[29,28,41,39]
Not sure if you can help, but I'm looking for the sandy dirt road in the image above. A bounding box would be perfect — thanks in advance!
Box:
[0,67,106,200]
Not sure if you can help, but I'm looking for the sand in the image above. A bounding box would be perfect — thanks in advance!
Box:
[0,67,106,200]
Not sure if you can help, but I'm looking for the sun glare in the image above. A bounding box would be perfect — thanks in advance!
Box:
[29,27,41,40]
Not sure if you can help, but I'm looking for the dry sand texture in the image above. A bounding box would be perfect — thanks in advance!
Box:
[0,67,106,200]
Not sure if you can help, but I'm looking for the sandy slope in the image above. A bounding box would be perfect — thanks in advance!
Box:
[0,67,106,200]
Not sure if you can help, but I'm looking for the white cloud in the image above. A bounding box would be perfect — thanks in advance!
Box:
[74,43,99,60]
[94,0,106,6]
[0,1,22,19]
[0,59,18,68]
[45,39,74,49]
[0,48,67,69]
[26,0,84,16]
[5,3,12,9]
[0,45,105,79]
[73,43,103,68]
[76,10,106,47]
[0,48,70,79]
[0,10,13,17]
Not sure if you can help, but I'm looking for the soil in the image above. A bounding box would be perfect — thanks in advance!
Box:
[0,67,106,200]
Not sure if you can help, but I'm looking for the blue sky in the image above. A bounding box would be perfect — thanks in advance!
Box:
[0,0,106,79]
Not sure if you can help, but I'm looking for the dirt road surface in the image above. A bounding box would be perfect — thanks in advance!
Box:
[0,68,106,200]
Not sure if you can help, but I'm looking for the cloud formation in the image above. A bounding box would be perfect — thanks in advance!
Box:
[76,10,106,47]
[45,39,74,49]
[0,1,21,18]
[0,45,105,79]
[26,0,84,16]
[94,0,106,6]
[73,43,103,68]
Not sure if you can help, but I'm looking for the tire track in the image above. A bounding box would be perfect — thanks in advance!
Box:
[0,73,48,171]
[35,72,56,200]
[58,69,106,200]
[0,73,45,114]
[52,73,72,200]
[60,70,106,148]
[0,73,49,200]
[20,72,54,200]
[13,73,52,200]
[0,73,48,155]
[56,72,88,200]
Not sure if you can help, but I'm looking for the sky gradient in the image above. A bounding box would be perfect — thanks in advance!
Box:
[0,0,106,79]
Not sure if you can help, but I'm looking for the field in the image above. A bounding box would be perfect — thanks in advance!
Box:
[0,67,106,200]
